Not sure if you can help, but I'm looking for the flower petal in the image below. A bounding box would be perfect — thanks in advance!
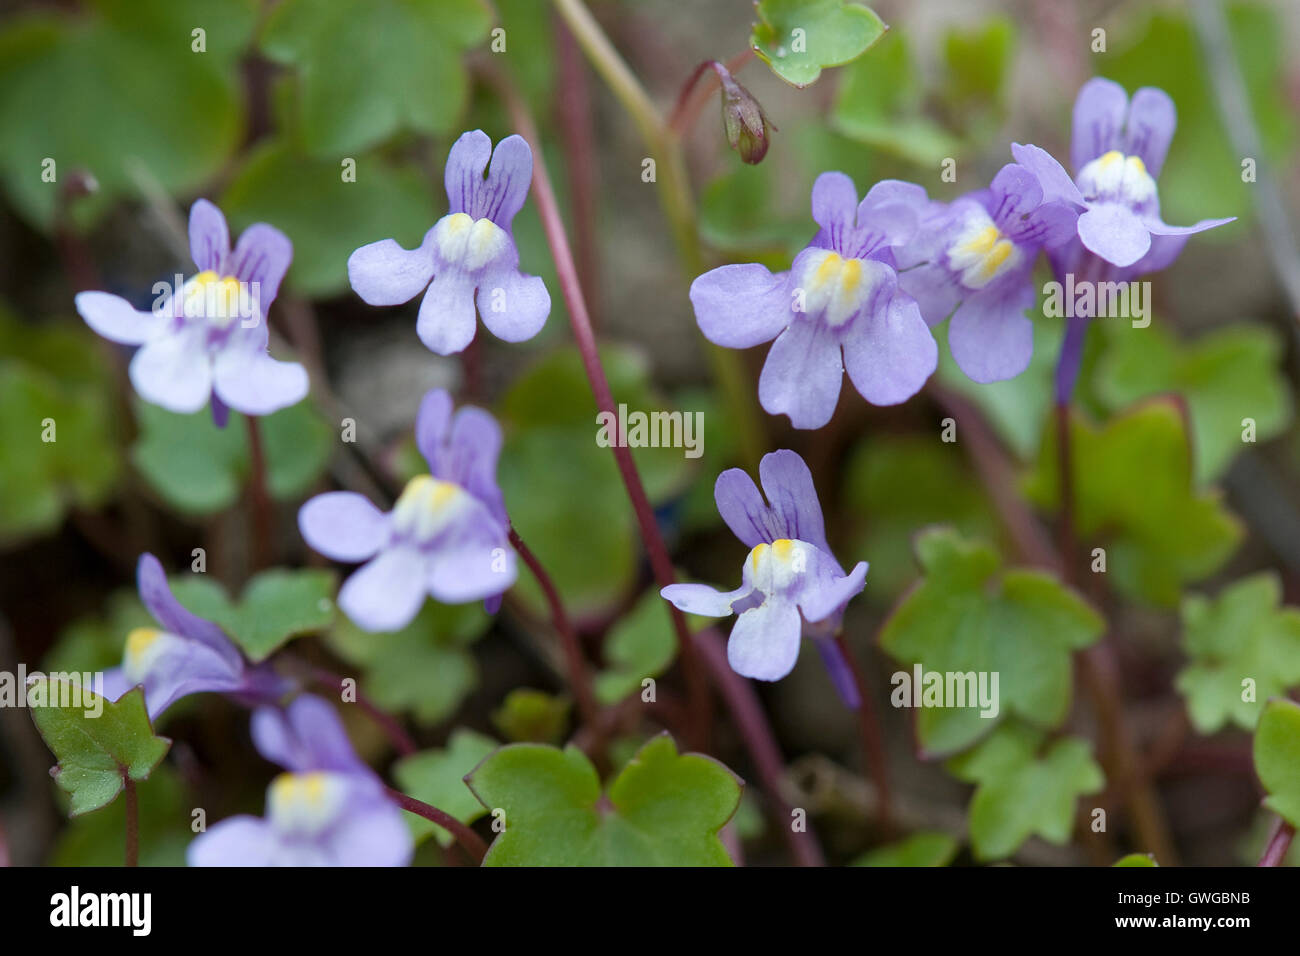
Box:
[477,268,550,343]
[661,581,749,617]
[946,282,1035,383]
[75,291,167,345]
[348,234,436,306]
[128,328,212,413]
[841,293,937,405]
[427,541,515,604]
[1123,87,1176,178]
[798,559,868,623]
[251,694,371,775]
[476,133,533,230]
[414,388,454,471]
[188,817,278,867]
[690,263,792,349]
[758,449,831,555]
[444,130,493,216]
[758,319,844,429]
[448,407,507,526]
[228,223,293,315]
[189,199,230,273]
[328,800,413,866]
[415,273,477,355]
[298,492,388,563]
[727,598,802,681]
[1143,215,1235,237]
[338,546,429,633]
[1071,76,1129,171]
[125,630,246,720]
[713,467,771,548]
[212,351,309,416]
[1010,143,1085,207]
[810,171,858,231]
[137,553,239,665]
[1077,202,1151,267]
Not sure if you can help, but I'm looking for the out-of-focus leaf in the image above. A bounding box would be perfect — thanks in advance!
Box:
[49,765,190,866]
[491,689,570,745]
[1023,400,1243,606]
[940,17,1016,122]
[466,734,741,866]
[1254,698,1300,829]
[595,589,678,706]
[879,528,1102,755]
[1095,321,1291,484]
[1114,853,1158,866]
[947,722,1103,861]
[393,729,498,846]
[852,831,960,867]
[751,0,887,88]
[261,0,490,156]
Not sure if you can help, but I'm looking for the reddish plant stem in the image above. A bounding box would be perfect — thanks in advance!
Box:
[696,629,825,867]
[311,667,417,757]
[385,787,488,864]
[488,63,712,752]
[508,526,602,738]
[668,49,756,136]
[833,633,892,831]
[123,776,139,867]
[1258,817,1295,867]
[244,415,274,571]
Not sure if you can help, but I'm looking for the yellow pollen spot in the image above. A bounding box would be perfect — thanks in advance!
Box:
[838,258,862,296]
[1127,155,1146,174]
[125,627,160,662]
[443,212,474,235]
[960,225,999,258]
[1099,149,1123,167]
[813,252,843,289]
[271,772,331,809]
[771,538,796,561]
[193,269,219,285]
[749,542,770,570]
[978,239,1015,281]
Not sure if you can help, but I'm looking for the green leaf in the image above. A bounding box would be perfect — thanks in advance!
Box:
[326,600,489,725]
[1176,572,1300,733]
[1023,400,1244,606]
[498,346,692,617]
[131,398,331,516]
[940,17,1016,121]
[831,30,962,166]
[1095,321,1291,484]
[1253,698,1300,829]
[44,590,151,676]
[842,436,998,600]
[879,528,1103,755]
[698,162,809,260]
[492,689,571,745]
[169,567,336,662]
[0,0,255,230]
[0,311,121,546]
[852,831,960,867]
[1114,853,1158,867]
[50,765,191,866]
[261,0,490,156]
[467,734,742,866]
[595,589,678,706]
[751,0,887,88]
[393,729,498,846]
[29,682,170,817]
[221,139,438,297]
[947,722,1103,861]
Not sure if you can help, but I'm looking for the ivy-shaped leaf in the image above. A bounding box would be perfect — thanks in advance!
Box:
[1253,698,1300,829]
[29,681,170,817]
[49,765,191,866]
[261,0,491,156]
[393,729,498,847]
[595,589,678,706]
[751,0,887,88]
[879,528,1103,756]
[131,398,331,516]
[466,734,742,866]
[946,722,1103,861]
[326,600,489,726]
[1023,400,1243,606]
[169,568,336,662]
[1095,321,1291,484]
[852,832,960,867]
[1176,572,1300,733]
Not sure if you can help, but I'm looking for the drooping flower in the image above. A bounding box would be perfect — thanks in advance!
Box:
[100,554,288,721]
[347,130,551,355]
[896,164,1078,383]
[1012,78,1234,272]
[661,450,867,697]
[690,173,937,429]
[75,200,308,421]
[188,695,412,866]
[298,388,516,632]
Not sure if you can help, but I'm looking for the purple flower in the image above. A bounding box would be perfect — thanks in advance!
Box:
[298,388,516,633]
[347,130,551,355]
[896,164,1078,383]
[690,174,937,429]
[188,695,412,866]
[75,200,308,419]
[1012,78,1233,271]
[661,450,867,691]
[100,554,287,721]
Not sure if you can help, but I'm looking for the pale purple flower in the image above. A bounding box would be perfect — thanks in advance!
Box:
[347,129,550,355]
[188,694,412,867]
[298,388,516,633]
[1012,78,1233,271]
[661,450,867,696]
[100,553,287,721]
[690,174,938,429]
[896,164,1078,383]
[75,200,308,420]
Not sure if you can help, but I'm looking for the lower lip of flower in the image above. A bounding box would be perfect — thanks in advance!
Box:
[390,475,471,545]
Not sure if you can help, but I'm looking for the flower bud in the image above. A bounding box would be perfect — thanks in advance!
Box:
[719,73,774,164]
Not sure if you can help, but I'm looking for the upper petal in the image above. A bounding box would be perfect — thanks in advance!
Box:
[189,199,230,273]
[810,171,859,232]
[347,235,436,306]
[137,553,240,667]
[1071,77,1129,172]
[228,223,293,315]
[758,449,831,556]
[1123,87,1176,178]
[251,694,371,776]
[690,263,792,349]
[841,293,937,406]
[1010,143,1085,207]
[298,492,389,563]
[76,291,166,345]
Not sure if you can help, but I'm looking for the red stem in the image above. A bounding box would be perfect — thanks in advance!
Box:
[385,787,488,864]
[833,633,892,830]
[668,50,756,136]
[1259,817,1295,867]
[244,415,274,570]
